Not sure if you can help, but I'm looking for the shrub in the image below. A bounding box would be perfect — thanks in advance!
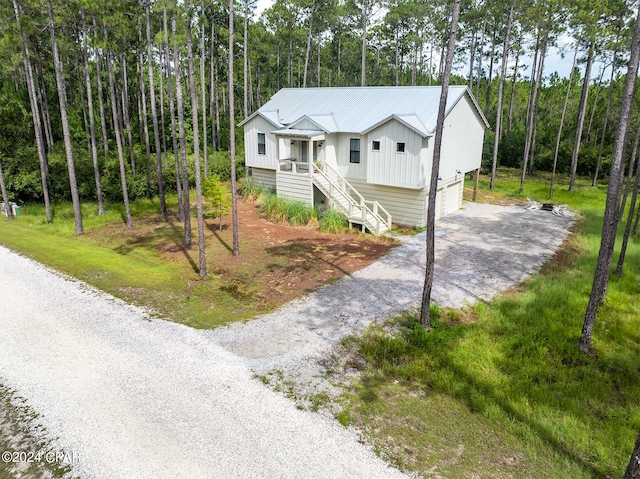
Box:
[259,193,316,226]
[240,177,263,200]
[317,206,348,233]
[202,175,231,227]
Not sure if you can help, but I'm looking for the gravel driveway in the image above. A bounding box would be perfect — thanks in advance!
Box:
[0,201,574,478]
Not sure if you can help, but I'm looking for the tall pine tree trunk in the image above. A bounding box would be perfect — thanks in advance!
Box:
[105,36,133,228]
[94,19,109,156]
[243,0,249,117]
[173,14,192,248]
[138,51,151,173]
[159,51,168,168]
[36,66,54,149]
[164,7,183,222]
[507,34,522,135]
[201,0,209,178]
[490,0,515,191]
[229,0,240,256]
[120,54,135,173]
[0,162,12,220]
[361,4,368,86]
[186,0,207,278]
[303,12,314,88]
[337,36,342,86]
[81,9,104,216]
[475,8,488,99]
[484,25,496,118]
[13,0,52,223]
[615,144,640,276]
[210,18,217,154]
[468,13,479,90]
[78,63,91,154]
[593,47,619,186]
[585,66,606,145]
[146,0,167,219]
[47,0,83,235]
[550,48,577,198]
[527,26,549,175]
[623,430,640,479]
[619,121,640,220]
[569,41,595,193]
[580,12,640,353]
[421,0,461,330]
[317,40,321,87]
[520,29,549,191]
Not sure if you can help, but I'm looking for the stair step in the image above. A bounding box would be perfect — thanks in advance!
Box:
[312,169,390,235]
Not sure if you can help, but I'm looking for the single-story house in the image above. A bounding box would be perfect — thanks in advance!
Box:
[240,86,489,234]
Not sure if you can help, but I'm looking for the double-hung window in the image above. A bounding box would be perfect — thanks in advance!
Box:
[257,133,266,155]
[350,138,361,163]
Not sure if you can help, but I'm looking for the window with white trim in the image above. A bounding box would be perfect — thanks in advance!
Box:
[257,133,266,155]
[350,138,361,163]
[372,140,380,151]
[396,142,405,153]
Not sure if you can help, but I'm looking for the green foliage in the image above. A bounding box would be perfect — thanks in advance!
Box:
[498,128,526,169]
[259,193,317,226]
[202,175,231,219]
[240,177,263,200]
[207,148,245,181]
[317,206,348,233]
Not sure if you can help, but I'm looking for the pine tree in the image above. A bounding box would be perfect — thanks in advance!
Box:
[421,0,461,330]
[47,0,83,235]
[580,7,640,353]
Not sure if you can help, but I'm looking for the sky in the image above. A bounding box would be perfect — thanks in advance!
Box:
[251,0,613,84]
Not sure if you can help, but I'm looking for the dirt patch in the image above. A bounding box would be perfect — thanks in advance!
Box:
[90,198,396,313]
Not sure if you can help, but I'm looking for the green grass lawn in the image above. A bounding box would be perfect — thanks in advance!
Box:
[0,196,259,329]
[340,169,640,478]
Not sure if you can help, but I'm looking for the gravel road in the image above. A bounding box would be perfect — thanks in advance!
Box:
[0,247,407,479]
[0,201,574,478]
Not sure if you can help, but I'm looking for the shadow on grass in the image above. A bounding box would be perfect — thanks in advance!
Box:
[355,283,639,478]
[165,218,199,274]
[206,223,233,254]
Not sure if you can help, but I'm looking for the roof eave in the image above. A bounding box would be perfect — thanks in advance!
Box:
[362,114,430,138]
[238,110,282,128]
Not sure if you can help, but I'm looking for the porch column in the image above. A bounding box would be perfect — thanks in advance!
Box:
[307,140,313,176]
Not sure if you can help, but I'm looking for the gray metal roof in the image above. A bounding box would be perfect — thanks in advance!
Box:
[242,86,489,136]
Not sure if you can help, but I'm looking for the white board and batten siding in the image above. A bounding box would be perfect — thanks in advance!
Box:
[276,172,314,205]
[334,134,367,180]
[244,115,279,170]
[348,178,428,228]
[366,120,427,189]
[439,94,485,179]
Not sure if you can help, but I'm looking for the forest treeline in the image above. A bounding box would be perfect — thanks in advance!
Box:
[0,0,637,210]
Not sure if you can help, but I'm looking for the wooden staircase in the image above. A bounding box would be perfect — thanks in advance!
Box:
[311,162,392,235]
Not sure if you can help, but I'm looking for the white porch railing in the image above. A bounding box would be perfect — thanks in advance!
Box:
[276,158,392,234]
[312,162,392,235]
[277,159,310,174]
